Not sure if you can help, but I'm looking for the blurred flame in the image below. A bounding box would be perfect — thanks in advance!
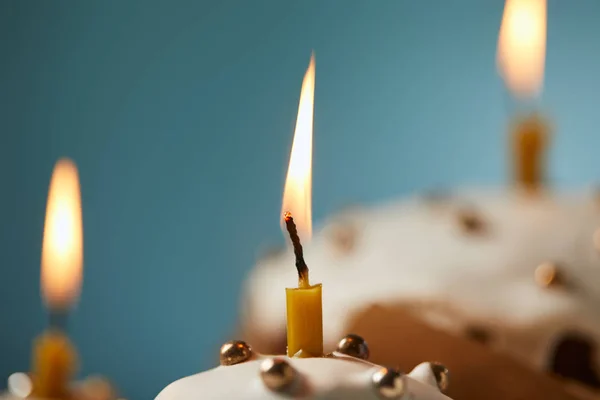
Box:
[281,53,315,242]
[497,0,547,98]
[41,158,83,310]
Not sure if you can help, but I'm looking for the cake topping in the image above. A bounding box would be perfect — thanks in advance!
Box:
[155,343,452,400]
[336,334,370,360]
[372,367,407,399]
[430,363,450,393]
[534,262,563,288]
[259,358,299,393]
[7,373,32,398]
[456,208,486,235]
[219,340,253,366]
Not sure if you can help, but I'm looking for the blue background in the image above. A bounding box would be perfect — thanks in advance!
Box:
[1,1,599,399]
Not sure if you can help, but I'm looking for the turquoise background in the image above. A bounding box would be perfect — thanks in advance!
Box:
[1,1,599,399]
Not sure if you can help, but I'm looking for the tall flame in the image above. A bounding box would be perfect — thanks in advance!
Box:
[281,53,315,242]
[41,158,83,311]
[497,0,547,98]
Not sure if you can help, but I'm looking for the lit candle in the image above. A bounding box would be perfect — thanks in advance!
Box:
[282,53,323,358]
[497,0,548,191]
[32,158,83,398]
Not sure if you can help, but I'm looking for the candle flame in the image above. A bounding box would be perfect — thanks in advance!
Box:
[41,158,83,311]
[497,0,547,98]
[281,53,315,242]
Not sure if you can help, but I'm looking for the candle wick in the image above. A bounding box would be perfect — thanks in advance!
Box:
[48,310,69,332]
[283,212,310,286]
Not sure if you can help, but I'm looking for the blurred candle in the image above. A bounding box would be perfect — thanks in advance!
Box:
[510,113,548,191]
[32,158,83,398]
[497,0,549,191]
[282,54,323,358]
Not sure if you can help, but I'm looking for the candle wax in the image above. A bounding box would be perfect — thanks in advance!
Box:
[31,329,77,399]
[285,283,323,357]
[512,113,548,191]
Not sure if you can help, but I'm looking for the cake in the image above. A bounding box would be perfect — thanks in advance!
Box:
[1,373,118,400]
[155,335,452,400]
[241,187,600,397]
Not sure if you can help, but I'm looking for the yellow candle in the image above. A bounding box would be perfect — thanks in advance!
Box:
[31,330,78,399]
[33,158,83,398]
[497,0,549,191]
[280,54,322,357]
[286,283,323,357]
[283,213,323,357]
[511,113,549,191]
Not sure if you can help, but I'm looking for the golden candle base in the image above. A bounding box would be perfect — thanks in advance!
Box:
[31,329,78,399]
[511,112,549,192]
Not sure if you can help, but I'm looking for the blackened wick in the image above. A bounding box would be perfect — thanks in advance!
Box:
[284,212,309,282]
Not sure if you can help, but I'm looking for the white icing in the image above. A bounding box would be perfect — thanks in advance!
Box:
[408,363,440,390]
[1,374,120,400]
[243,188,600,373]
[7,373,32,398]
[155,354,451,400]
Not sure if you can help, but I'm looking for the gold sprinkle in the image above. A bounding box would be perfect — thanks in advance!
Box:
[457,209,485,234]
[535,262,561,288]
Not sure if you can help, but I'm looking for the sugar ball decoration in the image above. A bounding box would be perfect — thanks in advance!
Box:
[372,367,407,399]
[259,358,298,393]
[336,333,370,360]
[430,362,450,392]
[219,340,252,366]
